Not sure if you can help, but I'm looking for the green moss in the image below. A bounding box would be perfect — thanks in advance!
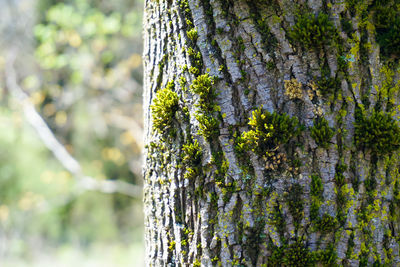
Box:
[340,15,353,35]
[221,181,237,203]
[269,201,285,236]
[184,167,196,179]
[310,174,323,223]
[195,114,218,138]
[364,176,377,203]
[269,240,315,267]
[284,241,314,266]
[310,174,323,199]
[210,192,218,209]
[187,47,201,61]
[316,76,341,96]
[182,139,202,165]
[314,244,338,266]
[210,151,229,184]
[187,28,198,42]
[310,117,335,148]
[247,2,277,53]
[156,54,168,86]
[187,47,202,72]
[372,1,400,58]
[288,12,337,50]
[354,110,400,155]
[346,0,400,58]
[190,74,220,138]
[190,74,216,110]
[346,232,355,259]
[193,259,201,267]
[181,140,203,179]
[150,81,179,132]
[237,36,245,52]
[189,66,200,75]
[335,163,347,225]
[314,213,338,233]
[168,240,176,251]
[286,183,304,229]
[178,0,191,18]
[236,107,302,157]
[179,76,187,88]
[337,55,349,78]
[266,60,276,71]
[345,0,361,13]
[310,201,320,223]
[211,256,219,263]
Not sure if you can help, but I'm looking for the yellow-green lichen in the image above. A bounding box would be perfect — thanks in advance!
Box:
[284,78,303,99]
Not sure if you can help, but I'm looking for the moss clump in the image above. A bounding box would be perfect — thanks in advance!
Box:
[268,202,285,236]
[334,163,348,225]
[151,81,179,132]
[347,0,400,58]
[178,0,190,14]
[372,0,400,58]
[310,174,323,199]
[283,241,314,266]
[237,107,302,157]
[314,213,338,233]
[189,66,200,75]
[190,74,216,108]
[269,240,315,266]
[354,110,400,155]
[310,174,324,223]
[270,240,337,266]
[210,151,229,184]
[181,140,203,179]
[190,74,220,138]
[195,114,219,138]
[316,76,341,96]
[168,240,176,251]
[187,28,198,42]
[187,47,202,70]
[182,139,202,165]
[314,244,338,266]
[193,259,201,267]
[288,12,337,50]
[310,117,335,148]
[286,183,304,229]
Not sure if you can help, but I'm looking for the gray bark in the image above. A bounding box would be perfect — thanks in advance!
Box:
[143,0,400,266]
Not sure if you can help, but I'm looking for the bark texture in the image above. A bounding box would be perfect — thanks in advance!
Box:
[143,0,400,266]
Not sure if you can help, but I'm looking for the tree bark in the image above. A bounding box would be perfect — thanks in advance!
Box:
[143,0,400,266]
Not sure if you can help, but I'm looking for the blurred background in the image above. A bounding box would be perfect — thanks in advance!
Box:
[0,0,144,266]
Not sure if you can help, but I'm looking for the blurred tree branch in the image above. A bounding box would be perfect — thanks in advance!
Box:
[5,52,142,198]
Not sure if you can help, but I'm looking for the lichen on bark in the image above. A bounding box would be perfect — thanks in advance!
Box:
[143,0,400,266]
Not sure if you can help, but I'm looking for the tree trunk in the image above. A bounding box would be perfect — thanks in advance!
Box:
[143,0,400,266]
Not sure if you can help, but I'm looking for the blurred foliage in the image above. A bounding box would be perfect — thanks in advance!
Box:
[0,0,144,264]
